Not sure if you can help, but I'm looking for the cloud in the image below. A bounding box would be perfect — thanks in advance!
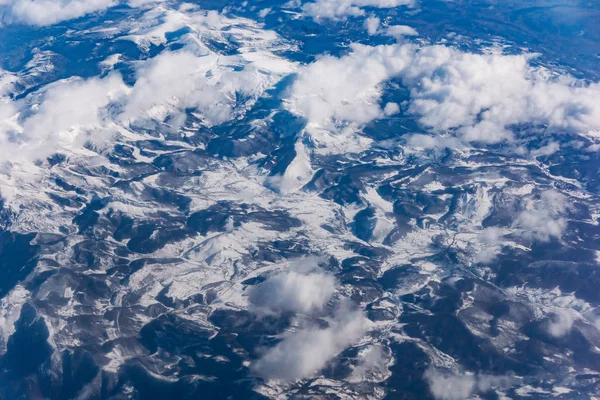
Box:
[0,69,18,97]
[258,7,271,18]
[383,102,400,116]
[118,5,295,129]
[2,0,116,26]
[122,48,292,128]
[546,309,575,337]
[401,46,600,143]
[288,42,600,148]
[405,133,461,149]
[251,307,367,381]
[127,0,162,7]
[514,190,568,242]
[0,74,128,164]
[0,5,295,167]
[302,0,414,21]
[349,345,388,382]
[364,16,380,35]
[425,368,516,400]
[531,141,560,157]
[385,24,418,39]
[249,262,337,314]
[474,227,505,263]
[286,43,416,129]
[249,258,366,382]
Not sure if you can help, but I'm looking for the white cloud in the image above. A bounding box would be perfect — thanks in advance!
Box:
[546,309,575,337]
[287,42,600,149]
[252,307,367,381]
[127,0,163,7]
[402,46,600,143]
[0,5,296,167]
[349,345,388,382]
[474,227,505,263]
[364,16,380,35]
[249,264,336,314]
[405,133,460,149]
[123,51,231,126]
[0,69,18,97]
[258,7,271,18]
[514,190,568,242]
[119,5,286,53]
[284,43,416,153]
[122,48,292,128]
[425,368,516,400]
[286,43,415,128]
[531,141,560,157]
[383,101,400,116]
[118,5,295,129]
[385,24,418,39]
[249,258,366,382]
[0,74,128,164]
[2,0,116,26]
[302,0,414,21]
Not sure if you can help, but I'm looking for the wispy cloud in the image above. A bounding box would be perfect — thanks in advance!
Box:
[425,368,517,400]
[252,306,367,381]
[302,0,414,21]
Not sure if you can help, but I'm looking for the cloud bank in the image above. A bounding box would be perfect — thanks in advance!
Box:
[302,0,414,21]
[0,4,295,167]
[1,0,116,26]
[287,42,600,146]
[0,74,128,164]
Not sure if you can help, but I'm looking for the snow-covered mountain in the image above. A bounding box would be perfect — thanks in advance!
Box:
[1,0,599,399]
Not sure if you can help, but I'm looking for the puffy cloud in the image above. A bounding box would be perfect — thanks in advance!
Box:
[127,0,162,7]
[286,43,416,129]
[385,24,418,39]
[119,5,287,52]
[0,74,128,164]
[251,307,367,380]
[249,265,336,314]
[425,368,516,400]
[288,42,600,148]
[122,48,293,128]
[0,69,18,97]
[249,258,366,381]
[402,46,600,143]
[258,7,271,18]
[284,43,416,153]
[2,0,116,26]
[302,0,414,21]
[546,309,575,337]
[474,227,505,263]
[119,5,295,129]
[0,5,295,166]
[514,190,568,242]
[383,101,400,116]
[364,16,380,35]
